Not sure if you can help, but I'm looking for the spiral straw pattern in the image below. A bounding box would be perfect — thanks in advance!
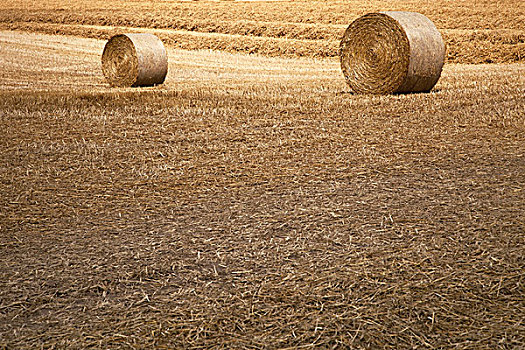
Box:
[340,12,445,95]
[102,33,168,87]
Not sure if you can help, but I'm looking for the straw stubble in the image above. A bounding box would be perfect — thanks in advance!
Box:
[340,12,445,94]
[101,33,168,87]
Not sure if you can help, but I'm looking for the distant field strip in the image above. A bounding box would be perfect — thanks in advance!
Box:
[3,22,338,58]
[0,0,524,63]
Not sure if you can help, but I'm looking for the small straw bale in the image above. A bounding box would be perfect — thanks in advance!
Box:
[340,12,445,94]
[101,33,168,87]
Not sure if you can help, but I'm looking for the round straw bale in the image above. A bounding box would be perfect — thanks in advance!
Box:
[102,33,168,87]
[340,12,445,94]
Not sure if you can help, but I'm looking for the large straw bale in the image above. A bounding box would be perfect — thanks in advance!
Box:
[101,33,168,87]
[340,12,445,94]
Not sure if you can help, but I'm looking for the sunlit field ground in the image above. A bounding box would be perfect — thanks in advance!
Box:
[0,1,524,347]
[1,30,524,348]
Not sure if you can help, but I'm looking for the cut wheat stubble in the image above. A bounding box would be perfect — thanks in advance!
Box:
[101,33,168,87]
[340,12,446,95]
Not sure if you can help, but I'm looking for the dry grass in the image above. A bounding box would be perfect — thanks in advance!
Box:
[0,0,523,62]
[0,31,524,349]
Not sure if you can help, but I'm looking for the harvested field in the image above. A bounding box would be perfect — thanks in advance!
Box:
[0,0,524,63]
[1,30,524,348]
